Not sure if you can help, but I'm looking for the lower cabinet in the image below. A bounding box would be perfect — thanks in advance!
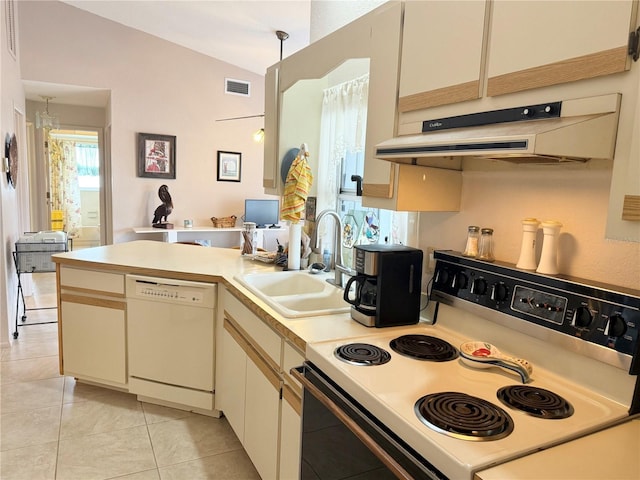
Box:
[60,300,126,385]
[216,286,303,479]
[217,322,248,441]
[58,266,127,386]
[280,384,302,480]
[244,350,281,479]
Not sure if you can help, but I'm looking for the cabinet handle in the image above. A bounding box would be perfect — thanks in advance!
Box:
[291,367,414,480]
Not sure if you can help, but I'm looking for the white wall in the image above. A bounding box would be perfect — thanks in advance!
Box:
[310,0,387,42]
[18,1,272,244]
[1,0,29,346]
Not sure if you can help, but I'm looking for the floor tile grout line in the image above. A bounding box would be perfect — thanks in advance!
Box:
[143,406,162,474]
[54,401,62,480]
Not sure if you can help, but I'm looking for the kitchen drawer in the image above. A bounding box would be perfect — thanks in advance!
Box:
[224,290,281,367]
[60,266,125,296]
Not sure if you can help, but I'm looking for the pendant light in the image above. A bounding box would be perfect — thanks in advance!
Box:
[35,96,60,130]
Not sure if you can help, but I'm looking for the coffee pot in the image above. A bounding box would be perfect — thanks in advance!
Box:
[343,244,423,328]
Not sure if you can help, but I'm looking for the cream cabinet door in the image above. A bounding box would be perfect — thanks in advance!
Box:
[244,351,281,480]
[61,299,126,385]
[398,0,488,112]
[217,320,248,442]
[362,1,404,200]
[279,386,301,480]
[606,70,640,241]
[487,0,637,96]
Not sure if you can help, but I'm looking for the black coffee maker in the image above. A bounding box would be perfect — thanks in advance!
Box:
[343,244,423,327]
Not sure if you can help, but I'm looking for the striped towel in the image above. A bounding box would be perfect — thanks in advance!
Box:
[281,150,313,223]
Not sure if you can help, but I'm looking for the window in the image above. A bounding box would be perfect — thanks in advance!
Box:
[317,73,402,269]
[75,142,99,189]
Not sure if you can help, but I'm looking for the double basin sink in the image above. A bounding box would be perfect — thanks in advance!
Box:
[235,270,350,318]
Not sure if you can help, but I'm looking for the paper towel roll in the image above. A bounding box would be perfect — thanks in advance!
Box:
[288,222,302,270]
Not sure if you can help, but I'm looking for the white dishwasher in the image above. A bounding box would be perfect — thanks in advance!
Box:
[126,275,218,414]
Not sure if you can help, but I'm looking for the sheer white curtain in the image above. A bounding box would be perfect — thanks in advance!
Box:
[317,74,369,214]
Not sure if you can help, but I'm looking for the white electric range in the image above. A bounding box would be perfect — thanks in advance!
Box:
[301,251,639,480]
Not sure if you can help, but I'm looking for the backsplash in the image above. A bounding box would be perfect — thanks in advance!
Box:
[418,164,639,290]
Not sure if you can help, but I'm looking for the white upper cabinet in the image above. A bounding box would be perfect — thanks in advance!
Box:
[398,0,489,113]
[263,2,403,201]
[362,2,404,200]
[487,0,637,97]
[607,68,640,241]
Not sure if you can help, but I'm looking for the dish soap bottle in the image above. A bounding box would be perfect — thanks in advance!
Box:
[323,249,331,272]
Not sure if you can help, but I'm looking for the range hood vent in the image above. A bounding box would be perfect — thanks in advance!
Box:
[376,94,621,164]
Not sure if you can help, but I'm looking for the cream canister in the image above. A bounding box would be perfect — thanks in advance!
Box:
[536,220,563,275]
[516,218,540,270]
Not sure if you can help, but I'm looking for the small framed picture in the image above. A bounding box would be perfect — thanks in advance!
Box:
[217,150,241,182]
[137,133,176,179]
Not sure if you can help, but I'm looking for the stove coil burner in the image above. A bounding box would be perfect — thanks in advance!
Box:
[497,385,574,419]
[415,392,514,441]
[334,343,391,366]
[389,334,458,362]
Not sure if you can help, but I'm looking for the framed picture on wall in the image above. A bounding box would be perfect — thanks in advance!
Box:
[217,150,241,182]
[137,133,176,179]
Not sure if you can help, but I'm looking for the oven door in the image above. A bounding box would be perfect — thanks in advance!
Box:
[292,362,445,480]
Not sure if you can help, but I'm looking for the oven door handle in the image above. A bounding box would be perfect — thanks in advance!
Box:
[292,367,414,480]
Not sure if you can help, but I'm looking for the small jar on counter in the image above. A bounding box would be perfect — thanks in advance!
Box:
[477,228,495,262]
[462,226,480,257]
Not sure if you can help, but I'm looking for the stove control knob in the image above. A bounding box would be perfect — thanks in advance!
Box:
[434,269,449,287]
[452,272,469,290]
[470,278,488,295]
[573,306,593,328]
[605,314,627,338]
[491,282,509,302]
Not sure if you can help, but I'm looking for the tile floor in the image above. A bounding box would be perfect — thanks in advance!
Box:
[1,273,261,480]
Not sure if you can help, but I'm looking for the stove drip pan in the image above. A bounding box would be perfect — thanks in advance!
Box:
[497,385,574,419]
[389,334,459,362]
[334,343,391,366]
[415,392,514,441]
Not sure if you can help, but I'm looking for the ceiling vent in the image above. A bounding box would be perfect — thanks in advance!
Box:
[225,78,251,97]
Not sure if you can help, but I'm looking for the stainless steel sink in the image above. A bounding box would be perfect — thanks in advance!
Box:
[234,271,350,318]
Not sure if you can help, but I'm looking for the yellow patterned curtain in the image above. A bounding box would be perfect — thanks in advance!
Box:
[48,134,81,235]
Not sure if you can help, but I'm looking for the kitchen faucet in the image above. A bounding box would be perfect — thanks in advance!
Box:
[312,209,351,287]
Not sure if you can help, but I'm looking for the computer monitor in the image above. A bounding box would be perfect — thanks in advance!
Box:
[244,199,280,228]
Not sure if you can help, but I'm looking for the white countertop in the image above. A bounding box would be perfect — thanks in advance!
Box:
[53,240,378,347]
[476,418,640,480]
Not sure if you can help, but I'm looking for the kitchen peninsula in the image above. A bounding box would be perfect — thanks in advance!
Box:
[52,241,639,480]
[52,240,377,479]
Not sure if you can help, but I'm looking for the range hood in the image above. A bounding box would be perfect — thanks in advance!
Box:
[376,94,621,164]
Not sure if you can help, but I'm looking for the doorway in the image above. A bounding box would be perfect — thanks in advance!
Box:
[41,128,104,249]
[47,128,102,249]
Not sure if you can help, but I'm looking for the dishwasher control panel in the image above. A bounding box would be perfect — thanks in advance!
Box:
[134,282,204,304]
[126,275,216,308]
